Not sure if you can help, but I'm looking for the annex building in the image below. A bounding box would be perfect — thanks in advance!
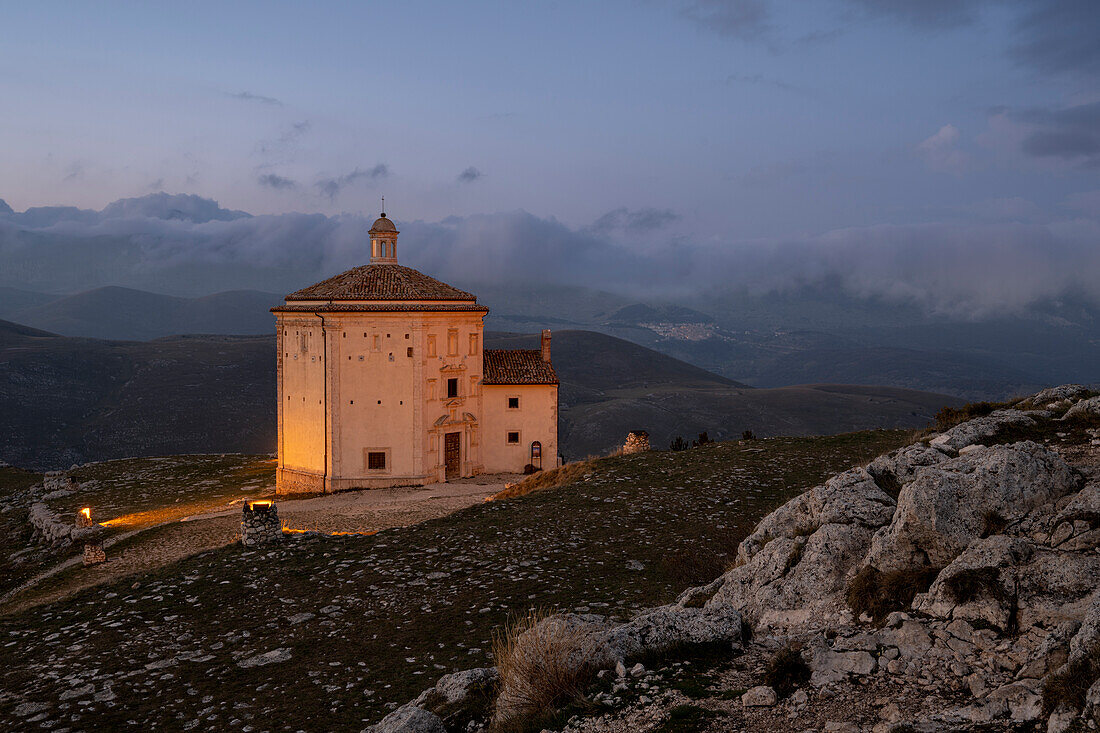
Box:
[272,211,559,495]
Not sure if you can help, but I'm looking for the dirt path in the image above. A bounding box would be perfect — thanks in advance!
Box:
[1,474,517,616]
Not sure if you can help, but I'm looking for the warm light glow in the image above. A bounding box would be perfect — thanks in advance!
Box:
[248,500,274,510]
[80,507,91,519]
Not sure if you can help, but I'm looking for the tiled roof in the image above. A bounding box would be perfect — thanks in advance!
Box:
[271,303,488,313]
[286,265,477,302]
[482,349,558,385]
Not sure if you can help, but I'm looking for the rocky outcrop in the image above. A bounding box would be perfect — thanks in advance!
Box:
[865,441,1080,572]
[1065,396,1100,420]
[928,410,1036,454]
[705,467,895,629]
[366,384,1100,732]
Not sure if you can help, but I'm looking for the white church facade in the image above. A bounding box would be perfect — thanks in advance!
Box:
[272,212,559,495]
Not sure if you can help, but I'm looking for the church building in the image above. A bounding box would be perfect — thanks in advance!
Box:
[271,211,559,495]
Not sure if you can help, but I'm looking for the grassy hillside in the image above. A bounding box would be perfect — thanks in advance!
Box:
[0,322,275,469]
[0,429,910,729]
[0,323,957,468]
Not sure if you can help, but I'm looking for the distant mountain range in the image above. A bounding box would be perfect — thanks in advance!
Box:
[2,282,1093,400]
[0,321,959,470]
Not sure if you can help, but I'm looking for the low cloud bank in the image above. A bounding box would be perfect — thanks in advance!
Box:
[0,193,1097,317]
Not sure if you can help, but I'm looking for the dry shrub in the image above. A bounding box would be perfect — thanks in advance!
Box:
[490,458,601,501]
[763,644,810,698]
[980,510,1008,538]
[933,400,1012,431]
[942,567,1004,604]
[491,609,609,731]
[846,565,939,624]
[1042,644,1100,715]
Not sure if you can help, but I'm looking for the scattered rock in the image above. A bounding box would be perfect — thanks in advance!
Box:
[742,685,777,707]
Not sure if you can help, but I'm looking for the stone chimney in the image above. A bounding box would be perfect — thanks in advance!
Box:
[541,330,552,363]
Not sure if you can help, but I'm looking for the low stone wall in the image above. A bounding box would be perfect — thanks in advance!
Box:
[242,501,282,546]
[28,503,103,548]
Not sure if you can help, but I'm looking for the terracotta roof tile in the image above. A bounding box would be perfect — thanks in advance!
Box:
[286,265,477,302]
[483,349,558,385]
[271,303,488,313]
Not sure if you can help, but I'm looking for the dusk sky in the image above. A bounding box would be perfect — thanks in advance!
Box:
[2,1,1099,311]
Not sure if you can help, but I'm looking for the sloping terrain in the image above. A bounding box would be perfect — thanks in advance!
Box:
[489,331,961,458]
[0,321,275,468]
[0,323,958,469]
[3,286,281,340]
[0,429,909,729]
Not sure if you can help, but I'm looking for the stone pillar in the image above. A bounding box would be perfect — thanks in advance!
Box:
[77,508,106,567]
[242,501,282,546]
[622,431,651,454]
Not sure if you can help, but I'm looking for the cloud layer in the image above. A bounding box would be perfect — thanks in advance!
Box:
[0,193,1097,318]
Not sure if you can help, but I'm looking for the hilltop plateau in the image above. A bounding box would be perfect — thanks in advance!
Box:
[1,388,1098,732]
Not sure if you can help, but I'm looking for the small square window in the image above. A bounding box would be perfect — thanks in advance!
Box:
[507,432,520,444]
[508,397,520,409]
[368,452,386,470]
[405,333,409,339]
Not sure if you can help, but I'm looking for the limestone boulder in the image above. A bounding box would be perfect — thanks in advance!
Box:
[1069,591,1100,661]
[736,467,896,564]
[928,410,1036,454]
[606,602,742,660]
[866,443,949,494]
[1064,396,1100,420]
[708,468,896,630]
[409,667,498,728]
[1026,385,1093,408]
[865,442,1080,572]
[913,536,1031,631]
[805,636,877,686]
[365,705,446,733]
[742,685,777,706]
[1016,549,1100,630]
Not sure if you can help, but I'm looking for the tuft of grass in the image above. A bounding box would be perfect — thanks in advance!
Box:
[1042,644,1100,715]
[846,565,940,624]
[763,644,810,698]
[490,458,603,501]
[942,567,1004,605]
[933,400,1014,431]
[980,510,1008,538]
[491,609,606,732]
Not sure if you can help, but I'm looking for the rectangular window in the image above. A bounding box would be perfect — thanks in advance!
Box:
[407,347,413,357]
[468,333,479,356]
[447,329,458,357]
[373,334,381,351]
[506,431,520,444]
[427,335,437,357]
[427,379,437,400]
[368,452,386,470]
[508,397,520,409]
[447,378,458,398]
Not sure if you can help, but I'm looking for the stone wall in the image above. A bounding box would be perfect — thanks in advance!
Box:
[28,503,103,548]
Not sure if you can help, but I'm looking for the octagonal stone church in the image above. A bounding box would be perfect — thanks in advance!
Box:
[271,211,559,495]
